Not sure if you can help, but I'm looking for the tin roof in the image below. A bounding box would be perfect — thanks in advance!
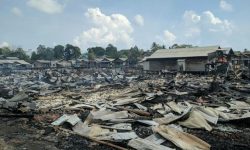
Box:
[146,45,221,60]
[0,59,30,65]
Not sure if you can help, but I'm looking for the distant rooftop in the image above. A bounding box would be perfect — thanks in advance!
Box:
[146,45,232,60]
[6,57,19,60]
[36,60,57,63]
[0,59,30,65]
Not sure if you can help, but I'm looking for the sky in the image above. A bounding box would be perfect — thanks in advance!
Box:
[0,0,250,53]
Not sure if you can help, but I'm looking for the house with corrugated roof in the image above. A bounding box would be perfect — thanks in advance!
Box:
[71,58,89,68]
[113,58,128,68]
[143,45,233,72]
[96,58,114,68]
[0,58,31,70]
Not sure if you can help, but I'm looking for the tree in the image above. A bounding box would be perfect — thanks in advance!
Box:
[151,42,157,50]
[0,47,30,61]
[127,45,143,65]
[0,47,11,55]
[53,45,64,59]
[118,49,129,58]
[31,51,39,60]
[44,47,54,60]
[11,47,30,61]
[64,44,81,60]
[36,45,46,60]
[170,44,194,49]
[74,46,81,59]
[88,51,96,60]
[87,47,105,57]
[36,45,46,59]
[105,44,118,58]
[244,48,248,52]
[35,45,54,60]
[151,42,165,52]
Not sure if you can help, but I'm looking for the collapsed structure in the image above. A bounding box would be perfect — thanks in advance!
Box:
[32,58,130,69]
[0,45,250,150]
[0,66,250,149]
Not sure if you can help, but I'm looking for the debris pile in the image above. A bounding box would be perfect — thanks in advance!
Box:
[0,70,250,150]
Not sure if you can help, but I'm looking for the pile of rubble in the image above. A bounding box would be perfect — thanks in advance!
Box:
[0,70,250,150]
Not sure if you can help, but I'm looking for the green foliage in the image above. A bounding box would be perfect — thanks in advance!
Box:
[53,45,64,59]
[151,42,166,52]
[118,49,129,58]
[74,46,81,58]
[0,47,11,55]
[0,47,30,61]
[35,45,54,60]
[105,44,118,58]
[88,51,96,60]
[244,48,249,52]
[31,51,39,60]
[127,45,143,64]
[170,43,194,49]
[45,47,54,60]
[9,47,30,61]
[29,44,81,61]
[85,44,144,65]
[64,44,81,60]
[36,45,46,59]
[87,47,105,57]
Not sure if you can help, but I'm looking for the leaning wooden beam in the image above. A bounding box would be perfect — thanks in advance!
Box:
[57,127,128,150]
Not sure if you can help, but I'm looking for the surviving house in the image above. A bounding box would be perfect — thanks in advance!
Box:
[143,45,233,72]
[113,58,127,68]
[0,59,31,70]
[71,59,89,68]
[97,58,114,68]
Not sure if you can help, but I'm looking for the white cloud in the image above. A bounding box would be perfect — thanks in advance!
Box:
[11,7,22,16]
[0,42,10,48]
[74,8,134,50]
[134,14,144,26]
[203,11,233,34]
[163,30,176,45]
[27,0,64,14]
[183,10,201,24]
[182,10,234,35]
[203,11,222,25]
[220,0,233,12]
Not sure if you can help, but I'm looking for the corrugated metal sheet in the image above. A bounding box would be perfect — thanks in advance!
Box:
[147,46,220,60]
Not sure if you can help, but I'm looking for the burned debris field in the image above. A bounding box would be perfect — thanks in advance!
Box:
[0,69,250,150]
[2,0,250,149]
